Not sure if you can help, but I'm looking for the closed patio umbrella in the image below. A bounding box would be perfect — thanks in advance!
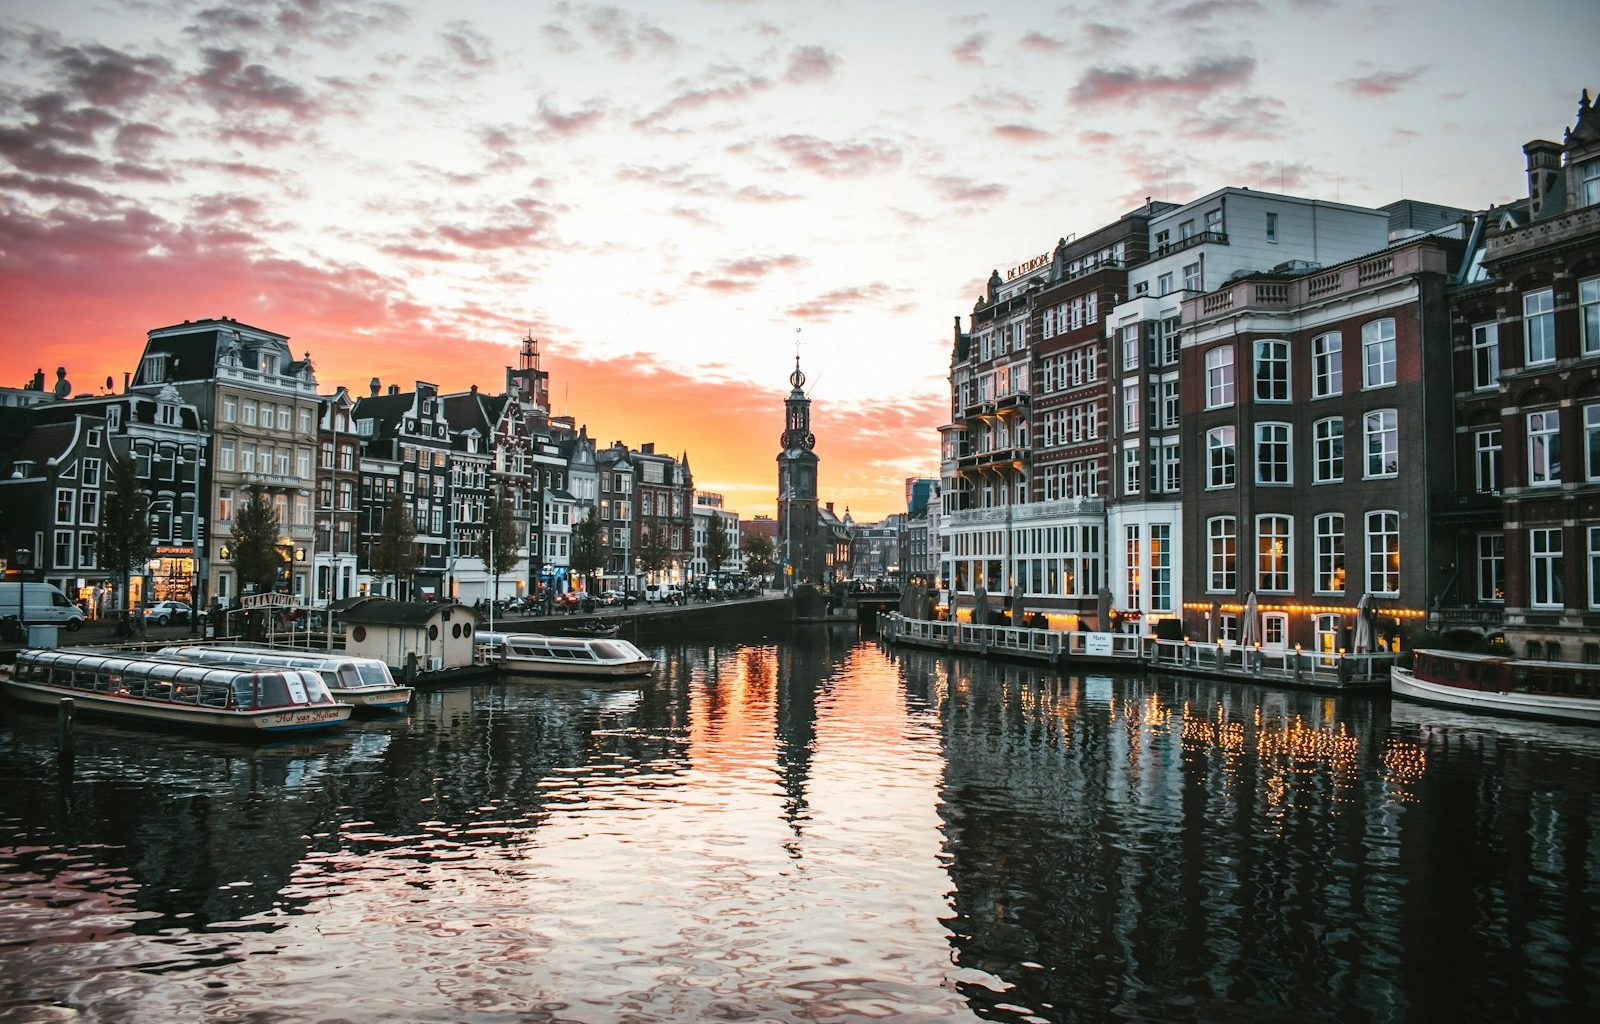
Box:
[1352,593,1373,653]
[1096,586,1112,632]
[972,585,987,626]
[1240,591,1259,646]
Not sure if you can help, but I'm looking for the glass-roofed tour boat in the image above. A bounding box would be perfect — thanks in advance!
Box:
[0,648,353,734]
[156,645,412,713]
[477,631,657,679]
[1391,649,1600,725]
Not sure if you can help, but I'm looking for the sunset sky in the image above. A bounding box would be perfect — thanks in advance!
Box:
[0,1,1594,519]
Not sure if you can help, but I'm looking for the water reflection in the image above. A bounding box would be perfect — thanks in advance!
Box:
[0,633,1596,1022]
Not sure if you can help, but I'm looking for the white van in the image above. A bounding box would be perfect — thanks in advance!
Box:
[0,582,87,630]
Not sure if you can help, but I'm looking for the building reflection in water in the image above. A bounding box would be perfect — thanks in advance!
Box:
[893,646,1600,1023]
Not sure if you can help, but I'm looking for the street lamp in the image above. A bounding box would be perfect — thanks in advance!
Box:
[13,547,27,640]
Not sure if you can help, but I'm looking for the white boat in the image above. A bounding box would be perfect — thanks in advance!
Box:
[1391,649,1600,725]
[1,648,352,735]
[157,645,412,712]
[477,631,657,679]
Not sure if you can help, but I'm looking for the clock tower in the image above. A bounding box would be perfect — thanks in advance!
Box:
[777,356,820,586]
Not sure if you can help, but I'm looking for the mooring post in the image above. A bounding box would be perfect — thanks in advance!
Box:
[58,697,74,758]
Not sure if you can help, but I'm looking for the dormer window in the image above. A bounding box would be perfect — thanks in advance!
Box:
[142,353,167,383]
[158,403,178,426]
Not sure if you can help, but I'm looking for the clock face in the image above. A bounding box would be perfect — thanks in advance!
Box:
[804,432,815,450]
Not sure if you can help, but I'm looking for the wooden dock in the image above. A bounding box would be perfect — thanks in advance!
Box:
[879,613,1391,693]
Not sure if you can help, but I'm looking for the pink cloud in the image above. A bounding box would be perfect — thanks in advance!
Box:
[785,45,838,84]
[951,32,988,65]
[1069,55,1255,106]
[993,123,1052,143]
[773,134,901,177]
[189,47,314,115]
[1342,67,1425,98]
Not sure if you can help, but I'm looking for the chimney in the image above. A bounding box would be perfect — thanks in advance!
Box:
[369,377,381,397]
[469,383,478,394]
[826,501,834,514]
[641,442,655,455]
[1524,139,1563,218]
[387,384,400,396]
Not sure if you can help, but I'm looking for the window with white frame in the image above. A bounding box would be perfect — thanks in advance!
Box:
[218,487,234,521]
[1478,533,1505,602]
[1582,277,1600,356]
[1256,515,1291,592]
[1255,422,1291,485]
[1254,339,1290,402]
[1116,525,1140,609]
[1364,409,1399,478]
[1366,511,1400,596]
[82,458,100,486]
[1156,317,1181,366]
[1313,417,1344,483]
[1312,333,1342,398]
[1472,322,1500,389]
[1524,289,1556,365]
[1314,513,1345,594]
[79,533,96,569]
[1207,517,1236,592]
[1584,159,1600,207]
[1206,426,1235,488]
[1150,524,1172,612]
[54,530,72,567]
[1264,211,1277,242]
[1122,447,1141,495]
[79,490,99,526]
[1586,404,1600,482]
[55,488,73,524]
[1183,262,1200,292]
[1362,318,1397,388]
[1121,324,1140,371]
[1159,438,1181,493]
[1530,527,1564,608]
[1589,526,1600,610]
[1475,428,1501,494]
[1122,381,1140,432]
[1158,272,1174,296]
[1527,409,1562,486]
[1205,346,1235,408]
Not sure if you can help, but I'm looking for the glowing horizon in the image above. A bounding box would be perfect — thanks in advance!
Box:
[1,0,1592,521]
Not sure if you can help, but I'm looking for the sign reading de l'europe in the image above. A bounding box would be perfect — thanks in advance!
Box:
[1006,252,1051,281]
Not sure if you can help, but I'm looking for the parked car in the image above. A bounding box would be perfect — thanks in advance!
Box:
[598,590,622,607]
[143,600,192,626]
[0,582,86,630]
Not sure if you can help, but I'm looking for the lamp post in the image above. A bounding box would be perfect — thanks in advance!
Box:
[13,547,27,640]
[180,446,205,634]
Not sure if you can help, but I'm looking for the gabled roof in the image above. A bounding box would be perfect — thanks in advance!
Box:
[341,599,475,625]
[3,422,77,473]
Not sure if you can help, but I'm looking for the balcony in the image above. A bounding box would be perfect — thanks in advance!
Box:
[942,496,1104,528]
[1486,205,1600,263]
[1431,489,1502,524]
[1428,605,1503,631]
[957,446,1029,472]
[1133,230,1227,268]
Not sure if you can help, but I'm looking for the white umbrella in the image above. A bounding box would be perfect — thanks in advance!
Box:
[1239,591,1259,646]
[1352,594,1373,653]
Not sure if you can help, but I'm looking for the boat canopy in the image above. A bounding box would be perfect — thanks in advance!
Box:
[12,649,336,710]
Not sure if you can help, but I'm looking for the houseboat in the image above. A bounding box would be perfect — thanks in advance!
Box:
[157,645,413,713]
[477,631,657,679]
[1391,649,1600,725]
[0,648,352,734]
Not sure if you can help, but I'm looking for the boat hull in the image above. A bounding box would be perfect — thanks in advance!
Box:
[1390,666,1600,725]
[498,657,657,679]
[1,678,353,734]
[330,685,413,713]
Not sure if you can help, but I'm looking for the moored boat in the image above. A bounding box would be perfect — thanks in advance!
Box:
[156,645,413,713]
[1391,649,1600,725]
[477,631,657,679]
[0,648,353,734]
[560,622,621,638]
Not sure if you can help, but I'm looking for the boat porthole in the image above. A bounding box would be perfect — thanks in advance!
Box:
[428,625,439,640]
[352,626,366,642]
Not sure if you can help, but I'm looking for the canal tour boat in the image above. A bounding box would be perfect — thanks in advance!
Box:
[1391,649,1600,725]
[0,648,353,734]
[155,645,413,713]
[477,631,657,679]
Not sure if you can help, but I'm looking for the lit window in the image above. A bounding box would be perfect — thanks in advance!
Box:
[1314,514,1345,594]
[1366,511,1400,596]
[1256,515,1291,593]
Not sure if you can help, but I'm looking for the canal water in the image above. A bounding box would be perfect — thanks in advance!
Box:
[1,629,1597,1022]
